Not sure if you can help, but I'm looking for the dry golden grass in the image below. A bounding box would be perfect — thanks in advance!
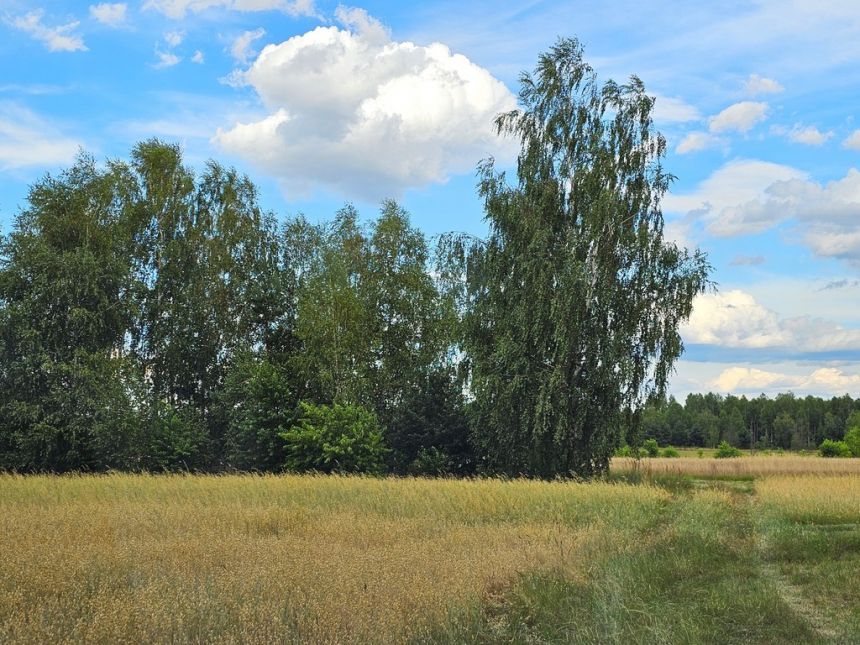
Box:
[756,474,860,524]
[611,455,860,478]
[0,474,668,644]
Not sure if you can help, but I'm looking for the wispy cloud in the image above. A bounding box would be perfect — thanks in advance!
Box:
[819,279,860,291]
[9,10,87,52]
[143,0,316,20]
[0,102,81,170]
[729,255,765,266]
[230,28,266,63]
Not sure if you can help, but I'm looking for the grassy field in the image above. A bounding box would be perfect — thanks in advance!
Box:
[612,454,860,477]
[0,463,858,643]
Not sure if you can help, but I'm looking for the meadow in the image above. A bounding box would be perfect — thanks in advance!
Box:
[1,461,858,643]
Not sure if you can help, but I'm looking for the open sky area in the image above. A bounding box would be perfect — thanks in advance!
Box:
[2,0,860,400]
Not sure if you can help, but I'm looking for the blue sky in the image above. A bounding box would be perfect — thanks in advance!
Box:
[2,0,860,399]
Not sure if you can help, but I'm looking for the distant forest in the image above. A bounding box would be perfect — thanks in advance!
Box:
[637,393,860,451]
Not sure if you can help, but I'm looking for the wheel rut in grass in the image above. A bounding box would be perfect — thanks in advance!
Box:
[758,558,839,643]
[738,483,841,644]
[680,479,838,644]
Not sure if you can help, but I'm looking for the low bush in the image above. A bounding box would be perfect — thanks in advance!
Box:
[643,438,660,458]
[279,402,387,474]
[661,447,680,458]
[408,447,453,476]
[844,426,860,457]
[714,441,742,459]
[819,439,852,458]
[614,445,634,458]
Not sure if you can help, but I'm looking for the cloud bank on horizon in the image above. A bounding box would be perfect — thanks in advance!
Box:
[2,0,860,400]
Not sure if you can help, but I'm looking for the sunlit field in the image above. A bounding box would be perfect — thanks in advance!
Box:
[0,474,667,643]
[612,454,860,477]
[1,470,858,643]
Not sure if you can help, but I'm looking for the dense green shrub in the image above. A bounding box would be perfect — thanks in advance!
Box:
[408,447,453,476]
[386,368,474,475]
[217,355,297,471]
[643,439,660,458]
[280,402,387,474]
[714,441,742,458]
[614,445,633,457]
[144,401,210,471]
[819,439,852,458]
[661,446,680,458]
[843,426,860,457]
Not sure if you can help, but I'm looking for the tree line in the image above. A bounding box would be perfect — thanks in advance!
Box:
[636,392,860,451]
[0,39,712,477]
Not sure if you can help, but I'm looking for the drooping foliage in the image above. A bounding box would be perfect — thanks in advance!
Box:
[440,38,711,477]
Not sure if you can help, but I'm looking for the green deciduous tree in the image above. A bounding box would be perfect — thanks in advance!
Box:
[0,154,140,471]
[439,38,710,477]
[292,202,454,426]
[128,141,283,415]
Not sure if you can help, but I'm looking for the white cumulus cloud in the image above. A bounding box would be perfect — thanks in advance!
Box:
[191,50,205,64]
[154,50,181,68]
[709,101,768,133]
[742,74,783,96]
[664,159,804,236]
[787,125,833,146]
[214,8,517,200]
[89,3,127,27]
[164,30,184,47]
[0,102,81,170]
[651,94,700,123]
[144,0,315,19]
[666,161,860,262]
[10,10,87,52]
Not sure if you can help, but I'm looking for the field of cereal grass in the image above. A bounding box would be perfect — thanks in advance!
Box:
[1,468,857,643]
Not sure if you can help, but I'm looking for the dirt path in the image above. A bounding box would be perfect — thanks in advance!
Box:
[694,478,840,643]
[757,557,840,643]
